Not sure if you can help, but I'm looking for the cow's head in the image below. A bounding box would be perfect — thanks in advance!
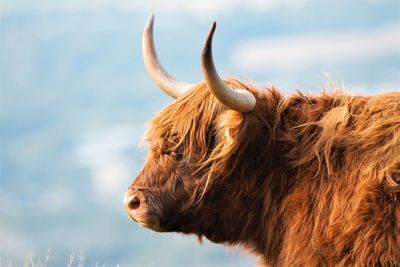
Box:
[124,15,280,243]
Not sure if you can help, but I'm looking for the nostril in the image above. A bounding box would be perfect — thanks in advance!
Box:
[129,196,141,210]
[123,191,142,214]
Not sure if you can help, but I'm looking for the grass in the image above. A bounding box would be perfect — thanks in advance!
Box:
[0,252,120,267]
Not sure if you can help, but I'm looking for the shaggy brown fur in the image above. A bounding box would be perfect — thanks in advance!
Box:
[128,79,400,266]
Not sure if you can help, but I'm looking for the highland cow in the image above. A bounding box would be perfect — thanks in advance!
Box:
[124,15,400,266]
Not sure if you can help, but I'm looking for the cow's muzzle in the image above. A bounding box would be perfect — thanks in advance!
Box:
[123,188,162,231]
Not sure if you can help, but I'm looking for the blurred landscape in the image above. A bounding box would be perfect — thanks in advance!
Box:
[0,0,399,266]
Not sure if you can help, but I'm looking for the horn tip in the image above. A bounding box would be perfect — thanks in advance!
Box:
[210,21,217,34]
[204,21,217,51]
[146,13,155,29]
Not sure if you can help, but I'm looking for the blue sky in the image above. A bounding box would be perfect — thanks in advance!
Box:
[1,0,399,266]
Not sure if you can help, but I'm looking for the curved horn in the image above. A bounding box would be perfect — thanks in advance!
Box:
[201,22,256,112]
[143,14,194,98]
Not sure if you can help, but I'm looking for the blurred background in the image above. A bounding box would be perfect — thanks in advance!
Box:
[0,0,399,266]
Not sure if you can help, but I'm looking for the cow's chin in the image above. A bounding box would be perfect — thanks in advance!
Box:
[133,209,182,233]
[132,212,165,232]
[139,221,164,232]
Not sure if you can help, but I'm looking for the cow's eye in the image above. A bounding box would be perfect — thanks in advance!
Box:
[174,151,183,161]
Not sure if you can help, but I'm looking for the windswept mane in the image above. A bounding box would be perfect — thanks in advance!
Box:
[275,91,400,184]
